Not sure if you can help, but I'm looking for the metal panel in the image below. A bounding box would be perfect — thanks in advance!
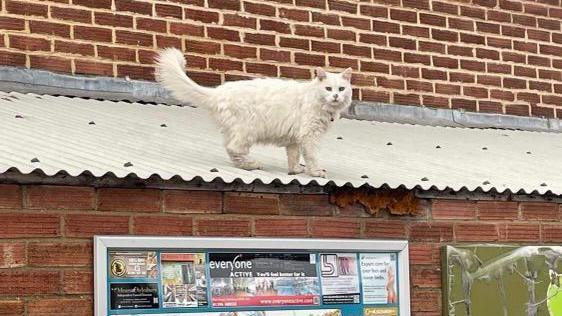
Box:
[0,91,561,195]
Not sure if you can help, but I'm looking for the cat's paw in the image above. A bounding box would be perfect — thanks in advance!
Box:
[238,160,263,171]
[288,165,305,175]
[307,168,327,178]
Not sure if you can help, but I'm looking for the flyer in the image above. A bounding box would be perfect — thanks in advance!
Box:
[110,283,159,310]
[209,253,320,307]
[320,253,360,304]
[364,307,398,316]
[359,253,398,305]
[109,251,158,279]
[161,253,208,308]
[123,309,341,316]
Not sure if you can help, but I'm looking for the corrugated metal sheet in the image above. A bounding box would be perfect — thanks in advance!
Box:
[1,91,561,195]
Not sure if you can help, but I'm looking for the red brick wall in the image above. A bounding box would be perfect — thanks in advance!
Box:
[1,0,562,117]
[0,183,560,315]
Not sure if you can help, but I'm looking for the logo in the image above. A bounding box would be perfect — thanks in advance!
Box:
[111,258,127,277]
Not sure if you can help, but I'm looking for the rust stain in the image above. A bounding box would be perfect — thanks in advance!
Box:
[330,187,421,216]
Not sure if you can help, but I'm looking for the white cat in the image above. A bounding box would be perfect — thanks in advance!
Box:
[155,48,352,178]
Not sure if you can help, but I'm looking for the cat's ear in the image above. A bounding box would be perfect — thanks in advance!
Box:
[315,67,327,81]
[341,67,352,82]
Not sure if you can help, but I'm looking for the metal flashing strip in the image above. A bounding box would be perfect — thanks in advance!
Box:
[1,66,560,132]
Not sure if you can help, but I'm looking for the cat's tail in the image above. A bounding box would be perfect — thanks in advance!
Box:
[154,48,213,106]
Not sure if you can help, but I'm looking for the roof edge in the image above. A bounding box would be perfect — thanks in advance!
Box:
[1,66,560,133]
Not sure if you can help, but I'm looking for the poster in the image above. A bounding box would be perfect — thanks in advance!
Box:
[161,253,208,308]
[123,309,341,316]
[359,253,398,305]
[110,283,159,310]
[209,253,320,307]
[110,251,158,279]
[364,307,398,316]
[320,253,360,304]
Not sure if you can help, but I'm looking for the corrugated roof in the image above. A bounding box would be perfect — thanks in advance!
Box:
[0,91,560,195]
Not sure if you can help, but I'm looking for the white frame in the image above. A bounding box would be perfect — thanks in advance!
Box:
[94,236,410,316]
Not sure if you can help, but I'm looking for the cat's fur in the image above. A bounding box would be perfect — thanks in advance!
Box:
[155,48,352,178]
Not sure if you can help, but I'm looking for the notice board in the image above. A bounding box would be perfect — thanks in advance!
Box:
[94,236,410,316]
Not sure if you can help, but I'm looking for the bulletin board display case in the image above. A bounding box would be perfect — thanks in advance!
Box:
[94,236,410,316]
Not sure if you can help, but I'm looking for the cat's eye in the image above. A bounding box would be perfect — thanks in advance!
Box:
[338,87,345,92]
[325,87,332,91]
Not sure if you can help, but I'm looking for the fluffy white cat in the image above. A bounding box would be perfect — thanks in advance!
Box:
[155,48,352,178]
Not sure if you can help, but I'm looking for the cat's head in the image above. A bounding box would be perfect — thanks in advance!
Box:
[314,67,353,110]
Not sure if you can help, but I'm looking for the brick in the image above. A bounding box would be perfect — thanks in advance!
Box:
[244,1,275,15]
[170,22,204,36]
[246,62,277,76]
[433,1,458,14]
[376,77,404,89]
[98,45,136,62]
[223,14,256,29]
[0,213,60,238]
[9,35,50,52]
[450,73,475,84]
[410,222,453,241]
[538,18,561,30]
[0,271,59,295]
[491,89,515,101]
[327,29,355,42]
[512,14,537,27]
[328,0,356,13]
[543,225,562,242]
[0,17,24,31]
[28,242,92,266]
[361,61,389,74]
[488,9,511,22]
[450,18,474,31]
[411,289,441,312]
[373,48,402,62]
[488,37,512,49]
[474,0,497,7]
[209,58,243,71]
[411,266,441,288]
[245,33,276,46]
[360,5,387,18]
[447,45,473,57]
[95,12,133,28]
[280,66,310,79]
[405,53,431,65]
[279,8,309,22]
[455,223,499,241]
[341,16,370,31]
[422,69,446,81]
[260,19,291,33]
[423,95,448,108]
[279,194,333,216]
[403,25,430,38]
[183,53,205,68]
[134,215,193,235]
[63,270,93,294]
[208,27,240,42]
[0,185,21,208]
[389,37,416,50]
[461,6,485,19]
[519,202,558,220]
[0,243,26,268]
[311,218,360,238]
[361,89,390,103]
[477,21,500,34]
[503,223,540,242]
[403,0,429,9]
[505,104,529,116]
[390,9,417,23]
[5,0,47,17]
[30,55,71,74]
[75,60,114,77]
[436,83,460,95]
[409,243,440,265]
[115,0,152,15]
[452,98,476,110]
[196,218,251,236]
[479,101,502,113]
[394,93,421,105]
[74,0,111,9]
[55,41,95,56]
[0,301,24,315]
[99,188,160,212]
[528,29,550,42]
[155,3,182,19]
[254,217,308,237]
[503,78,527,89]
[343,44,371,57]
[26,186,94,210]
[464,86,488,98]
[74,26,112,43]
[137,18,167,33]
[296,0,325,9]
[163,190,222,213]
[224,44,257,59]
[65,214,129,237]
[312,12,339,25]
[52,6,92,23]
[432,200,477,220]
[518,92,540,104]
[312,41,341,54]
[116,30,153,47]
[223,193,279,215]
[28,298,92,316]
[364,221,406,239]
[372,21,400,34]
[295,53,325,66]
[432,29,458,42]
[294,25,324,38]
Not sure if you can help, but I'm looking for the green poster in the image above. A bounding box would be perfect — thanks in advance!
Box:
[443,245,562,316]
